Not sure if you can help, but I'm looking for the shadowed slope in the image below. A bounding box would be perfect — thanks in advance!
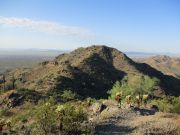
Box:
[1,45,180,98]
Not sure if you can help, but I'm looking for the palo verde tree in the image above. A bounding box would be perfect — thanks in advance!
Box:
[108,74,160,99]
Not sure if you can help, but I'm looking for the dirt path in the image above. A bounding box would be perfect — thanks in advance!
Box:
[93,107,157,135]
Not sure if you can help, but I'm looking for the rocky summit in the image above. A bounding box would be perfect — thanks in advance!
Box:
[2,45,180,98]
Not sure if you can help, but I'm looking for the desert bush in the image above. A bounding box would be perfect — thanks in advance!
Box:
[170,96,180,113]
[85,97,96,106]
[4,81,14,90]
[16,88,42,103]
[151,98,171,112]
[0,108,13,117]
[151,96,180,113]
[61,90,76,102]
[11,112,29,125]
[47,89,77,102]
[33,97,56,135]
[32,97,89,134]
[41,61,49,66]
[0,89,10,94]
[56,103,89,134]
[36,79,43,85]
[46,88,62,99]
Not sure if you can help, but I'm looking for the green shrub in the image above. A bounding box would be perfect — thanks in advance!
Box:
[0,108,13,117]
[151,98,171,112]
[170,96,180,113]
[108,74,159,100]
[11,112,29,125]
[56,103,89,134]
[34,97,56,135]
[107,81,123,100]
[41,61,49,66]
[32,97,89,134]
[4,81,14,90]
[86,97,96,106]
[61,90,76,102]
[177,127,180,135]
[16,88,42,102]
[0,89,10,94]
[151,96,180,113]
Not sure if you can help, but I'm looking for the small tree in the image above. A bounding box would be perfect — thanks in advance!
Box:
[108,74,160,99]
[142,75,160,94]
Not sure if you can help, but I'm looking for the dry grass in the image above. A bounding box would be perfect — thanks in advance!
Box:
[130,112,180,135]
[98,100,119,120]
[0,90,15,97]
[100,107,119,120]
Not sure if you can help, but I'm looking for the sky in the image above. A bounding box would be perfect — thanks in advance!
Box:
[0,0,180,53]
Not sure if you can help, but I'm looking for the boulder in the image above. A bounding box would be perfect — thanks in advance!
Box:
[90,102,106,115]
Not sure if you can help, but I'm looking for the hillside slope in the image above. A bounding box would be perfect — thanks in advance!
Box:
[136,55,180,79]
[1,46,180,98]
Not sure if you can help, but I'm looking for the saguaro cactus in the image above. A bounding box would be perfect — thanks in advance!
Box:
[11,75,16,89]
[2,75,6,90]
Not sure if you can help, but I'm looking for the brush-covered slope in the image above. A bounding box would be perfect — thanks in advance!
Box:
[2,46,180,98]
[136,55,180,79]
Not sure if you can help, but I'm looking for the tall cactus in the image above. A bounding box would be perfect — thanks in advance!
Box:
[11,75,16,89]
[2,75,6,90]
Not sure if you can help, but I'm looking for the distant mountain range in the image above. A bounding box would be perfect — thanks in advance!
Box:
[124,52,180,58]
[0,49,67,56]
[0,49,179,57]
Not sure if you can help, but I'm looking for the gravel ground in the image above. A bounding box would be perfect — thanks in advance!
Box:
[91,102,158,135]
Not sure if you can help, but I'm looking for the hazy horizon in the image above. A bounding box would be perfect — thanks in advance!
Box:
[0,47,180,56]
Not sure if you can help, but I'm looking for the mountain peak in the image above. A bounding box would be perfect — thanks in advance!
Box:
[2,45,180,98]
[56,45,132,67]
[152,55,171,61]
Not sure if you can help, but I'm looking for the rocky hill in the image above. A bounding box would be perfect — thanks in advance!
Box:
[1,46,180,98]
[136,55,180,79]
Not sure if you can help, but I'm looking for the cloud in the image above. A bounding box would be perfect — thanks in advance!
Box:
[0,16,94,37]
